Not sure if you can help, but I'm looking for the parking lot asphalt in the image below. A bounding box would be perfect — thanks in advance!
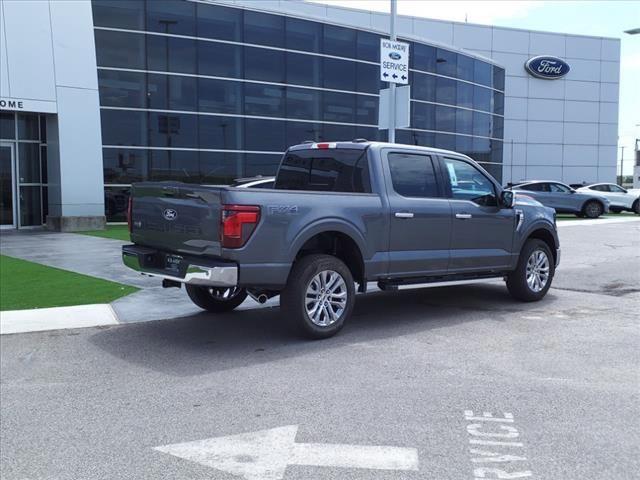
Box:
[1,221,639,480]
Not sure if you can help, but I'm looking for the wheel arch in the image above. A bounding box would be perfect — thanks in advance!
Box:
[524,227,558,265]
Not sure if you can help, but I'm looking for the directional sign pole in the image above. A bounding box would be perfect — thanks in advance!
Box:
[388,0,397,143]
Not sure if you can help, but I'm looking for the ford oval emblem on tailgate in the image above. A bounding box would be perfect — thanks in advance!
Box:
[163,208,178,221]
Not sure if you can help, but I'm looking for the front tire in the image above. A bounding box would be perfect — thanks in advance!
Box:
[280,254,355,339]
[185,285,247,313]
[507,239,555,302]
[582,200,604,219]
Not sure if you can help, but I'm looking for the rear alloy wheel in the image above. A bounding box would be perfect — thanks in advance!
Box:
[185,285,247,313]
[582,200,603,219]
[507,239,555,302]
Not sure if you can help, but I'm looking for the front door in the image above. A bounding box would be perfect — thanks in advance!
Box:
[0,143,16,229]
[383,150,452,278]
[442,156,515,272]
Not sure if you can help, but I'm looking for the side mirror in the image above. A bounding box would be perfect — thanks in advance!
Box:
[500,190,515,208]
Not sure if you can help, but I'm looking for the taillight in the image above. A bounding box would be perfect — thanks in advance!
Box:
[221,205,260,248]
[127,196,133,233]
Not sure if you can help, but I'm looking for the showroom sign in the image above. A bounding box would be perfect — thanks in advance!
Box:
[524,55,570,79]
[0,97,57,113]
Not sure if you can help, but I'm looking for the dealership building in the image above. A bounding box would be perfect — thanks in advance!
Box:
[0,0,620,229]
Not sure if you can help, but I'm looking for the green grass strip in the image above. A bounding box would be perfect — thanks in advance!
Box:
[77,224,130,241]
[0,255,139,311]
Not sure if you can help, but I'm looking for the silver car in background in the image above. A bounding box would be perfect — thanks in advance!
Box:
[576,183,640,214]
[509,180,610,218]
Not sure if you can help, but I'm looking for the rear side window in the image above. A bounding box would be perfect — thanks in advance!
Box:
[387,153,438,198]
[275,148,371,193]
[520,183,546,192]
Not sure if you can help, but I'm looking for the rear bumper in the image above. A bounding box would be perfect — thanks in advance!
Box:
[122,244,237,287]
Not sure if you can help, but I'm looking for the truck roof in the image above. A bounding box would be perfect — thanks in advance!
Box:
[287,140,473,160]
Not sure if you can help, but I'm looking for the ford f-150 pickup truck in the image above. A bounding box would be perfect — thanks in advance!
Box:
[123,141,560,338]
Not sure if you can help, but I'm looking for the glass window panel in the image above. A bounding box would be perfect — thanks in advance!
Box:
[455,109,473,135]
[457,82,473,109]
[146,0,195,36]
[245,84,285,117]
[435,133,455,151]
[474,85,492,112]
[94,30,145,69]
[245,153,282,177]
[356,126,387,142]
[104,186,130,222]
[98,70,146,108]
[244,11,284,48]
[103,148,148,184]
[17,114,39,140]
[41,186,48,224]
[356,63,379,94]
[388,153,438,198]
[148,113,198,148]
[357,30,379,62]
[0,113,15,139]
[19,186,42,226]
[286,121,322,147]
[323,58,356,91]
[493,115,504,139]
[197,3,242,41]
[18,143,40,183]
[483,162,502,183]
[356,95,377,125]
[148,149,199,182]
[472,137,491,163]
[286,17,321,52]
[39,115,47,143]
[412,102,435,131]
[491,140,504,165]
[473,111,491,138]
[435,105,455,133]
[245,118,285,152]
[493,66,505,91]
[200,152,243,184]
[412,43,436,72]
[244,46,285,83]
[320,124,356,143]
[40,146,47,184]
[412,72,435,102]
[435,77,456,105]
[455,134,473,154]
[198,42,242,77]
[199,115,243,149]
[436,48,457,77]
[198,78,242,114]
[457,54,474,82]
[323,24,356,58]
[167,75,196,111]
[286,53,321,87]
[147,35,196,73]
[286,88,322,121]
[147,73,168,110]
[100,110,147,146]
[92,0,145,30]
[474,59,492,87]
[494,91,504,116]
[406,130,434,147]
[323,91,356,123]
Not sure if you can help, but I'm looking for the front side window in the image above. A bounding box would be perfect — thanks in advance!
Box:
[444,158,496,206]
[609,184,625,193]
[549,183,571,193]
[388,153,438,198]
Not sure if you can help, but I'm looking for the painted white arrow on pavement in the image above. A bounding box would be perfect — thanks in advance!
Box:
[154,425,419,480]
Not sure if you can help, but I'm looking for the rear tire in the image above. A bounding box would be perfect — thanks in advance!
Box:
[633,200,640,215]
[185,285,247,313]
[280,254,355,339]
[582,200,604,219]
[507,239,555,302]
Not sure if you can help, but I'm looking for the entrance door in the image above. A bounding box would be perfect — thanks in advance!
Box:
[0,143,16,229]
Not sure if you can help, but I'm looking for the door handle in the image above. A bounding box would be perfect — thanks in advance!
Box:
[455,213,472,219]
[395,212,414,219]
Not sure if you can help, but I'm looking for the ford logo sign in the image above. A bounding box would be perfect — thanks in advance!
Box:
[389,52,402,60]
[163,208,178,221]
[524,55,570,79]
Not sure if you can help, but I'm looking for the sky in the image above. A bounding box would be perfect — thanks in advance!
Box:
[309,0,640,175]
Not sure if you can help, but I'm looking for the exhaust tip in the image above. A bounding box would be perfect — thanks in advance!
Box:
[257,294,268,304]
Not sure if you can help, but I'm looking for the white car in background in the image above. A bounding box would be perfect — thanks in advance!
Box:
[576,183,640,214]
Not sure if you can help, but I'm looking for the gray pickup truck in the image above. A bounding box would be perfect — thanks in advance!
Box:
[123,141,560,338]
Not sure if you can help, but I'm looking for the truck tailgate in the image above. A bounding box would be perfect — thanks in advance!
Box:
[130,182,223,257]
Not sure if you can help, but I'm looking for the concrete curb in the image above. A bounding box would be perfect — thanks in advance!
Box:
[557,217,640,227]
[0,304,120,335]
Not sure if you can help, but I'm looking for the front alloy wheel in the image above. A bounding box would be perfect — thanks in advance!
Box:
[525,250,550,293]
[506,239,555,302]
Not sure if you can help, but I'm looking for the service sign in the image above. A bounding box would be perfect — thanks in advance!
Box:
[380,39,409,84]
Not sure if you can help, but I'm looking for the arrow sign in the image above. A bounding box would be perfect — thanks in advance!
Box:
[154,425,419,480]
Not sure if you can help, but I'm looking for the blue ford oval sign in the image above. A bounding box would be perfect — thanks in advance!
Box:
[525,55,570,79]
[389,51,402,61]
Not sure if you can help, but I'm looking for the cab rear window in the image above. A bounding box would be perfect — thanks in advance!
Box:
[275,149,371,193]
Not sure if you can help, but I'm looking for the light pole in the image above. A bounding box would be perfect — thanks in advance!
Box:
[388,0,397,143]
[619,146,625,186]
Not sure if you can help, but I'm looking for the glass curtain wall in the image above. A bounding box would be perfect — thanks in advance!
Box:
[92,0,505,221]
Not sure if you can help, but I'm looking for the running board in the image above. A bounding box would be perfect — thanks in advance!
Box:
[377,275,505,292]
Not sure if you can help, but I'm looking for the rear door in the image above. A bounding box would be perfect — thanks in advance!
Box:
[382,150,451,277]
[548,182,574,211]
[442,156,515,272]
